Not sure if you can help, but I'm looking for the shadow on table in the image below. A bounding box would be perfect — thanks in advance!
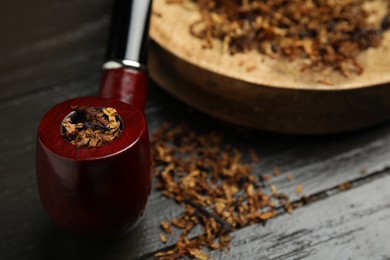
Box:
[147,81,390,155]
[38,217,148,260]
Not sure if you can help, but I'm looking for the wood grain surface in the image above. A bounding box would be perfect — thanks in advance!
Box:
[0,0,110,100]
[149,0,390,134]
[209,172,390,260]
[1,0,390,259]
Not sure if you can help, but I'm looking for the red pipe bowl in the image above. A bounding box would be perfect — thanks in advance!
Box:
[36,96,152,238]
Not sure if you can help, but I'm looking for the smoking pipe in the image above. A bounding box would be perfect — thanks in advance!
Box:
[36,0,153,237]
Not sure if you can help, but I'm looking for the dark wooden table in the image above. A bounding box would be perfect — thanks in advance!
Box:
[1,1,390,259]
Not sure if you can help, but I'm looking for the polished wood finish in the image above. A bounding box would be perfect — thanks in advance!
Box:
[1,0,390,259]
[36,70,152,237]
[149,0,390,134]
[35,0,152,237]
[36,97,151,237]
[100,68,148,112]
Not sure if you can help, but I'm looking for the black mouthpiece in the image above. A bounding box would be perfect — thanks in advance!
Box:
[105,0,152,66]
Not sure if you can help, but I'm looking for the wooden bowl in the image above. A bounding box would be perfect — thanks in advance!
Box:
[149,0,390,134]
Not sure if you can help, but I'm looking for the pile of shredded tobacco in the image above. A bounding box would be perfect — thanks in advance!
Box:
[172,0,390,76]
[62,106,121,149]
[152,123,295,259]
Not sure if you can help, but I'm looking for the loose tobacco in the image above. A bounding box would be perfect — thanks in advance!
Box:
[152,124,293,259]
[152,123,363,259]
[62,106,122,148]
[173,0,390,76]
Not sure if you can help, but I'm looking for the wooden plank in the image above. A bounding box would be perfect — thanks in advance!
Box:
[0,0,110,99]
[208,173,390,260]
[1,72,390,259]
[251,128,390,201]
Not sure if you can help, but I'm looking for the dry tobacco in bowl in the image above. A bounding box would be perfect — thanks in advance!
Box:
[152,123,293,259]
[171,0,390,76]
[62,106,122,149]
